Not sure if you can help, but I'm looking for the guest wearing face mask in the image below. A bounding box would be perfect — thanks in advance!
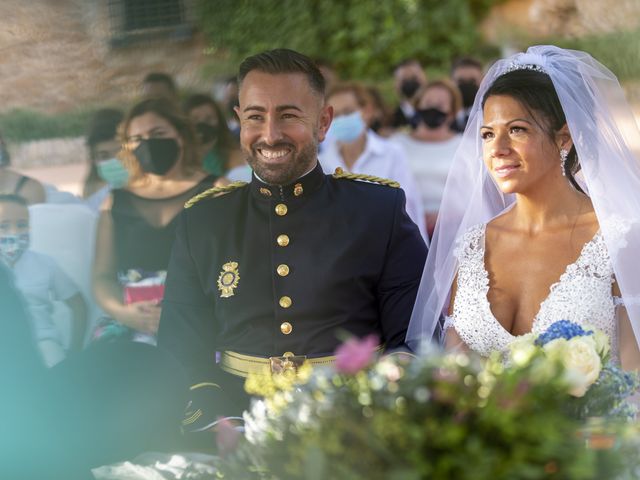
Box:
[0,133,46,205]
[390,79,462,237]
[183,94,252,182]
[83,108,128,212]
[450,56,484,133]
[320,83,427,241]
[92,98,218,343]
[390,59,427,129]
[0,194,87,367]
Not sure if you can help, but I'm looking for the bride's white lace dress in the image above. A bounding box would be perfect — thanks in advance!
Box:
[445,223,620,358]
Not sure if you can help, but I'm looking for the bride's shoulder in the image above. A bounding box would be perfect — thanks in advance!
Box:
[453,223,486,259]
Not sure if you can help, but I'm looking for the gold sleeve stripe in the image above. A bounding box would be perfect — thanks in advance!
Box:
[332,167,400,188]
[182,409,203,426]
[189,382,221,390]
[184,182,248,209]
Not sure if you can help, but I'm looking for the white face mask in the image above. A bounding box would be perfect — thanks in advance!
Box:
[0,233,29,265]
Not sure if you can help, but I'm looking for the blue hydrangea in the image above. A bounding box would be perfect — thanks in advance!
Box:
[535,320,593,346]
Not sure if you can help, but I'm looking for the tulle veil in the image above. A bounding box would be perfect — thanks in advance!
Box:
[406,45,640,353]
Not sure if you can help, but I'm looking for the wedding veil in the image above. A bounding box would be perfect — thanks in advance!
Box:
[406,45,640,352]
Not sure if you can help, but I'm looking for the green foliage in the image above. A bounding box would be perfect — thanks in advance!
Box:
[0,109,95,142]
[217,351,639,479]
[554,28,640,81]
[196,0,501,80]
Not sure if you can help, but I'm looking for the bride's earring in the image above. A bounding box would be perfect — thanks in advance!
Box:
[560,148,568,176]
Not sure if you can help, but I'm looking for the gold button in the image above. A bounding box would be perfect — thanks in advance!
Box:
[280,322,293,335]
[259,187,272,197]
[279,296,292,308]
[275,203,288,216]
[277,264,290,277]
[277,234,290,247]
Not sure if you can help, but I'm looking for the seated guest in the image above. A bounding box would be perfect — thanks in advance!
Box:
[83,108,127,212]
[0,133,46,205]
[391,79,463,237]
[0,194,86,366]
[92,98,219,344]
[450,56,484,132]
[320,82,427,241]
[183,94,251,181]
[390,58,427,129]
[362,85,393,137]
[0,263,188,478]
[141,72,179,104]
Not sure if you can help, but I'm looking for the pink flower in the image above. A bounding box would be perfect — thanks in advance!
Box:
[215,417,241,456]
[334,335,379,374]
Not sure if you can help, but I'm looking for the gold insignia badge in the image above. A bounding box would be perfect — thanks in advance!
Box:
[293,183,303,196]
[217,262,240,298]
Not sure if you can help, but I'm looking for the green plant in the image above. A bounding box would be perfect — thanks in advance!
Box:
[196,0,502,81]
[0,108,95,142]
[216,343,639,479]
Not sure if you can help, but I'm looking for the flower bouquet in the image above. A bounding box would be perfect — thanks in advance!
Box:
[216,328,640,480]
[507,320,639,421]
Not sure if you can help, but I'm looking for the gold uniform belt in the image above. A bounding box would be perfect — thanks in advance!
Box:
[220,351,336,378]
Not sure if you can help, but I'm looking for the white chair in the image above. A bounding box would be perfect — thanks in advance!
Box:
[29,203,100,348]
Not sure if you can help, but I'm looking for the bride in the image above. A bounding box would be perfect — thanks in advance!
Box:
[406,46,640,370]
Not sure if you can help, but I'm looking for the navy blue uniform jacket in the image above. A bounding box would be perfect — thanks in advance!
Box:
[159,163,427,412]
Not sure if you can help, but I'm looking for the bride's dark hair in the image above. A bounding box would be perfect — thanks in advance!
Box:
[481,69,584,194]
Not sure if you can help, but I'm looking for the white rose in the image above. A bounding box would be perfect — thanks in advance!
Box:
[592,329,611,359]
[542,338,568,360]
[508,333,537,367]
[561,337,602,397]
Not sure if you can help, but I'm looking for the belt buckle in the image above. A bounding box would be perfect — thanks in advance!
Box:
[269,353,307,375]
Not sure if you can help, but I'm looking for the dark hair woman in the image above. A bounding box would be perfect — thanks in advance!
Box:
[92,97,219,340]
[183,93,249,180]
[408,46,640,371]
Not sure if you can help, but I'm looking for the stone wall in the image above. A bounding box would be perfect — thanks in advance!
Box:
[0,0,211,114]
[482,0,640,45]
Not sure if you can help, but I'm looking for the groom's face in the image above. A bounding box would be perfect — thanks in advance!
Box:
[480,94,564,195]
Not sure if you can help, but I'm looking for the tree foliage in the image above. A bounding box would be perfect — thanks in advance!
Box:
[196,0,501,79]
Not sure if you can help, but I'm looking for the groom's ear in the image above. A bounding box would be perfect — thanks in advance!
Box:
[555,124,573,151]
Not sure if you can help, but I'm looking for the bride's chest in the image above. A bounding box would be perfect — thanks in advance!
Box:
[484,243,594,335]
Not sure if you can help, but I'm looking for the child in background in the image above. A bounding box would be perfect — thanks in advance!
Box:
[0,194,87,366]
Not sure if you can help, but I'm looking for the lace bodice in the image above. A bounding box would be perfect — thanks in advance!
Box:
[447,224,618,358]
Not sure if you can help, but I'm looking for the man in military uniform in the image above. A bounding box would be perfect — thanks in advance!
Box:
[158,49,428,431]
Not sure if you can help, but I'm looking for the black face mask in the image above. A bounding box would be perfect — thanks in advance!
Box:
[415,108,448,129]
[457,80,479,109]
[133,138,180,175]
[400,78,421,99]
[196,122,219,144]
[0,145,10,167]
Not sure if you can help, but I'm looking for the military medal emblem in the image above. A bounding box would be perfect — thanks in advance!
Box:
[217,262,240,298]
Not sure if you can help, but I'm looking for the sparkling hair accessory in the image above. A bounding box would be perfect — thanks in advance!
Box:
[503,52,548,75]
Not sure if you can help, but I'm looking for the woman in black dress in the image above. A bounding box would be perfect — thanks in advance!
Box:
[92,98,219,341]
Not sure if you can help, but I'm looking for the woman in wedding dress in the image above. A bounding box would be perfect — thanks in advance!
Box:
[406,46,640,370]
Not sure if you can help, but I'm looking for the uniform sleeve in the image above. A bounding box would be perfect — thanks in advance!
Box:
[47,256,80,301]
[158,211,218,386]
[376,188,428,349]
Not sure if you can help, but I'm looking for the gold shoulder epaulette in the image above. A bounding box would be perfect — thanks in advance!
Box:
[332,167,400,188]
[184,181,248,209]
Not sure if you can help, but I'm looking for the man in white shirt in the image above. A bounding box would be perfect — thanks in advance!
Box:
[320,83,427,241]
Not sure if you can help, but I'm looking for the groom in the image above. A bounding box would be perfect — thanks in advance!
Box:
[158,48,428,431]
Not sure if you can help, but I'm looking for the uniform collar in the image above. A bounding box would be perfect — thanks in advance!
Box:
[250,161,325,201]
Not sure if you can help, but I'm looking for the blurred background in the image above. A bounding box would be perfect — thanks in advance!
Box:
[1,0,639,194]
